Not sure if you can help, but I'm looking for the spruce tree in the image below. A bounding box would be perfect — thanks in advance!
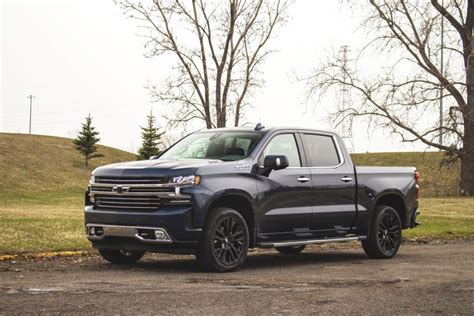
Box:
[138,111,164,160]
[73,114,103,166]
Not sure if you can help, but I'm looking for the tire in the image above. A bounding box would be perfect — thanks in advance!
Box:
[362,205,402,259]
[275,245,306,254]
[196,207,249,272]
[98,249,145,264]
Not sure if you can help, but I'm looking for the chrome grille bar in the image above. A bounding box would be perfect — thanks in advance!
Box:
[90,183,174,188]
[90,191,179,197]
[94,176,167,184]
[95,196,162,201]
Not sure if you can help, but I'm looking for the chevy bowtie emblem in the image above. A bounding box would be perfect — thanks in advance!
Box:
[112,185,130,194]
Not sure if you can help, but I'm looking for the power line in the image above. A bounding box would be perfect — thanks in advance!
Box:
[2,103,150,119]
[3,112,148,129]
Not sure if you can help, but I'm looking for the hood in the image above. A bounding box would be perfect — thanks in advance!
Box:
[93,158,222,178]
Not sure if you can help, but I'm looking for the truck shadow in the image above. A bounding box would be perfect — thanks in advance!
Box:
[244,250,369,270]
[101,249,376,273]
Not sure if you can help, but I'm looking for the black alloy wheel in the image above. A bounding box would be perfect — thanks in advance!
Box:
[377,210,401,255]
[196,207,249,272]
[212,216,246,266]
[362,205,402,259]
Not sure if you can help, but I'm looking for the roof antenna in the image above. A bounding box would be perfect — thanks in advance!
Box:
[254,123,265,131]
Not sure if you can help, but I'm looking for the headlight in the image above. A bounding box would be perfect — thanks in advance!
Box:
[171,175,201,186]
[89,174,95,184]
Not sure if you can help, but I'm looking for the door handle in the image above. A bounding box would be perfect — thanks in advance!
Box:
[341,176,353,183]
[297,176,310,183]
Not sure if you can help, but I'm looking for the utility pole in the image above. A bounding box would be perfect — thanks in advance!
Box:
[27,94,35,134]
[439,0,444,150]
[339,45,354,152]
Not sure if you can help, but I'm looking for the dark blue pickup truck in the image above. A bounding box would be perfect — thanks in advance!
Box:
[84,125,420,272]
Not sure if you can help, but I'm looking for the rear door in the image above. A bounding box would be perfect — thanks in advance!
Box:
[256,133,313,238]
[300,133,356,236]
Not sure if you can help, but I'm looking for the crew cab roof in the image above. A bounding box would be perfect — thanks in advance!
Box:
[195,126,337,136]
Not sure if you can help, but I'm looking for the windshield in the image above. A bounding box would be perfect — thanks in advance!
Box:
[159,131,263,161]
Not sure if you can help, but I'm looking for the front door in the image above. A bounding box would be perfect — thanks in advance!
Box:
[300,133,357,236]
[256,133,313,239]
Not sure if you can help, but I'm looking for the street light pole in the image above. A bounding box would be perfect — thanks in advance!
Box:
[27,94,35,134]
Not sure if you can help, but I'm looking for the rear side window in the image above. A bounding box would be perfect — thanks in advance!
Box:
[302,134,341,167]
[262,134,301,167]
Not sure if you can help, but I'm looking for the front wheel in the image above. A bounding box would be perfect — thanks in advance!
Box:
[275,245,306,254]
[362,205,402,259]
[196,207,249,272]
[98,249,145,264]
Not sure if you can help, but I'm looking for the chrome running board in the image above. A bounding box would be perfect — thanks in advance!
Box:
[257,236,367,248]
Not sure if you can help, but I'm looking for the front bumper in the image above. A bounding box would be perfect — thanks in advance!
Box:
[86,223,173,243]
[84,205,202,251]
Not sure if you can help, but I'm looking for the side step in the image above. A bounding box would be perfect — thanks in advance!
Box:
[257,236,367,248]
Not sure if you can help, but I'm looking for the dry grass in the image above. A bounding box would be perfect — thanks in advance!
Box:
[0,133,136,254]
[0,201,89,254]
[0,133,136,203]
[404,197,474,239]
[351,151,459,197]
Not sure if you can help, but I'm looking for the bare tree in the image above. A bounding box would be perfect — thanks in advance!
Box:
[119,0,289,128]
[302,0,474,196]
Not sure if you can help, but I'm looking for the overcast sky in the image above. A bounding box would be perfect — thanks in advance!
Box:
[1,0,430,153]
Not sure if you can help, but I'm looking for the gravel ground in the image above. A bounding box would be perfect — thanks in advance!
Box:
[0,240,473,315]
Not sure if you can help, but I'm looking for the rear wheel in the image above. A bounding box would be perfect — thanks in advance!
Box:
[275,245,306,254]
[362,205,402,259]
[98,249,145,264]
[196,207,249,272]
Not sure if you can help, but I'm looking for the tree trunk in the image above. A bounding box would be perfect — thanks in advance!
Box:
[460,4,474,196]
[217,111,226,127]
[460,115,474,196]
[216,105,226,127]
[204,108,212,129]
[234,107,240,127]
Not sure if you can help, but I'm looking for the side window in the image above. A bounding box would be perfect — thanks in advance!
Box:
[302,134,340,167]
[262,134,301,167]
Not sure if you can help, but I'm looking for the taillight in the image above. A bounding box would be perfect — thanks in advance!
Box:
[414,170,420,199]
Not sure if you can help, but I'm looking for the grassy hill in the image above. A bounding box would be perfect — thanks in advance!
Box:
[0,133,136,204]
[351,152,460,197]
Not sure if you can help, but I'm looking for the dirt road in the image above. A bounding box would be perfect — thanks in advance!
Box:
[1,240,473,315]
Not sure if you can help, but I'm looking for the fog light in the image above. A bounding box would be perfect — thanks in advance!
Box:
[90,227,96,235]
[95,227,104,236]
[155,230,166,240]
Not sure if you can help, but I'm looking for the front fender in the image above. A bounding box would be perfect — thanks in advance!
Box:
[182,173,258,228]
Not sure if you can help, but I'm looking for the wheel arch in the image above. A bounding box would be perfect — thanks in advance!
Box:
[373,191,408,229]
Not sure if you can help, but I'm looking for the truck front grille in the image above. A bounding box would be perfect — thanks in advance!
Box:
[93,195,162,210]
[89,176,175,211]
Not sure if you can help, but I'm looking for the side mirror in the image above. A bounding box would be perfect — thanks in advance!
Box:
[149,156,158,160]
[263,155,289,171]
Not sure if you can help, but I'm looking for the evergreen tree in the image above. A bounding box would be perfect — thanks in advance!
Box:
[138,111,164,160]
[73,114,103,167]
